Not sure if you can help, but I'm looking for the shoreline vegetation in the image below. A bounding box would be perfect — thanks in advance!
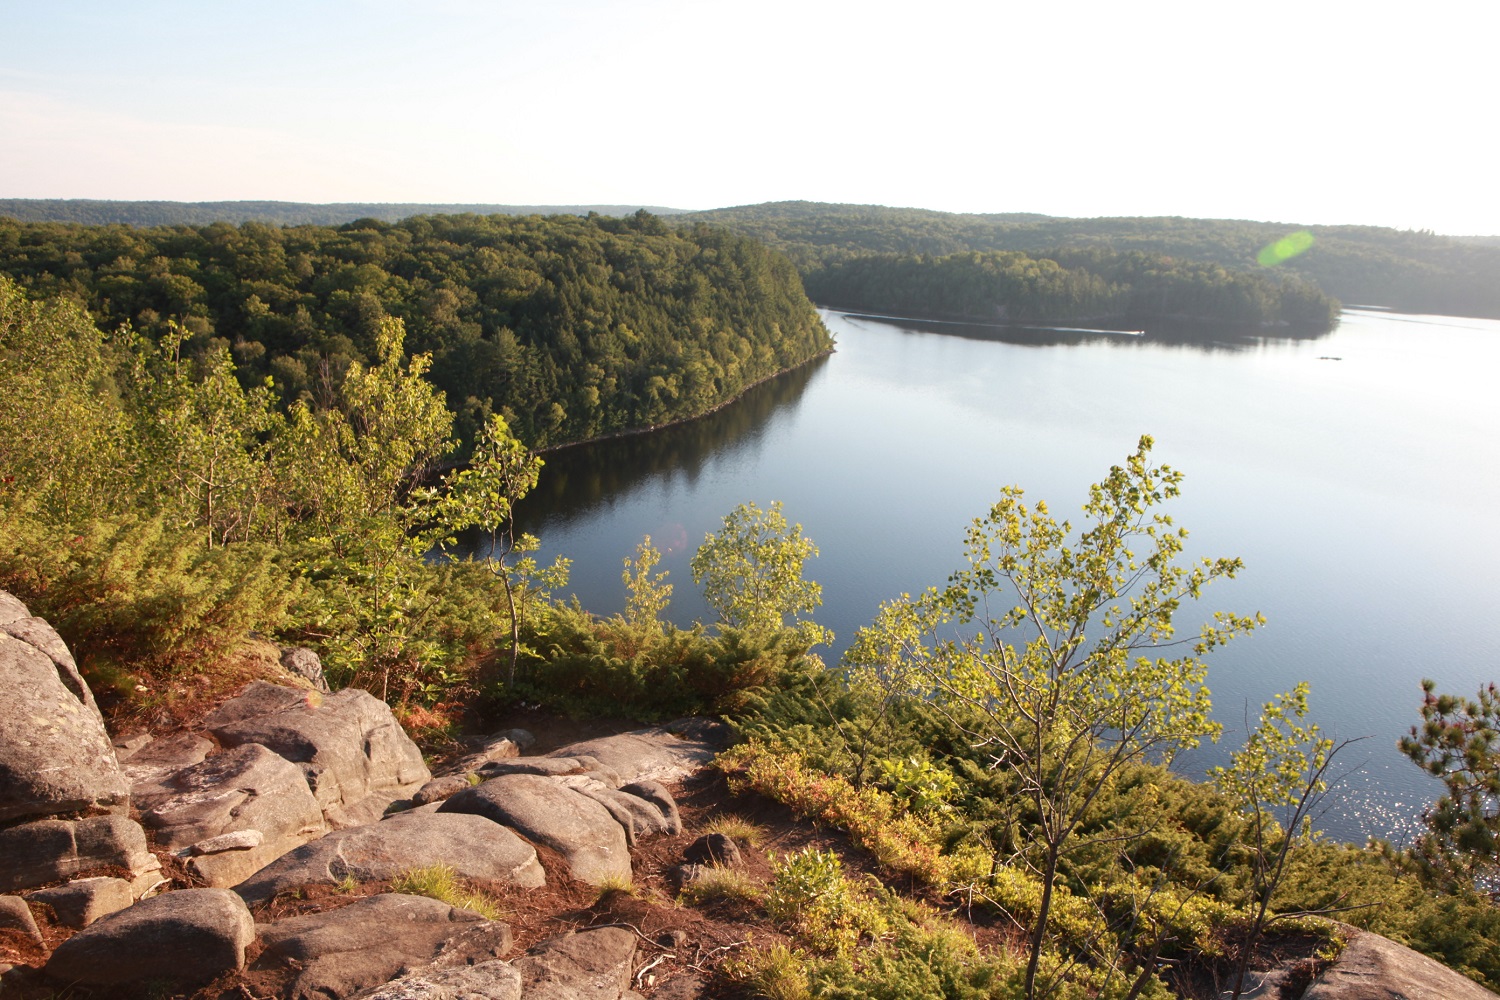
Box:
[532,345,835,456]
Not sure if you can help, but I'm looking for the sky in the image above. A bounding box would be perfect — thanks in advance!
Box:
[3,0,1497,234]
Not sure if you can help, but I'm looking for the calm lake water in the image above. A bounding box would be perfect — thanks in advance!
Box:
[511,307,1500,844]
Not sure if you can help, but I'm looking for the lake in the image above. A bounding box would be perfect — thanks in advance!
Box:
[511,306,1500,844]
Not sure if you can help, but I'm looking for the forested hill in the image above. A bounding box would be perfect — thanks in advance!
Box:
[0,211,831,449]
[0,199,687,228]
[681,201,1500,319]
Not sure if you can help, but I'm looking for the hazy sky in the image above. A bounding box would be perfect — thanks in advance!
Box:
[3,0,1495,233]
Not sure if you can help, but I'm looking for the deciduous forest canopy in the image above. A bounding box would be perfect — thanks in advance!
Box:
[0,211,832,449]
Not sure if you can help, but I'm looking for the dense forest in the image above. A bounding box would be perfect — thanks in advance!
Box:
[683,201,1500,319]
[0,211,831,449]
[0,199,685,227]
[804,248,1338,331]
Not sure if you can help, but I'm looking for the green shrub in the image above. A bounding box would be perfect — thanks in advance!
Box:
[0,512,294,675]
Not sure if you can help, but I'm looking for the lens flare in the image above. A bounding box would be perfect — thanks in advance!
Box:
[1257,230,1315,267]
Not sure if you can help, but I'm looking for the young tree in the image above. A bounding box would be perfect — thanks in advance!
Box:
[622,534,672,635]
[1400,679,1500,898]
[421,412,567,683]
[276,317,457,697]
[0,275,134,522]
[846,436,1260,1000]
[131,324,283,547]
[691,500,831,649]
[1210,684,1346,1000]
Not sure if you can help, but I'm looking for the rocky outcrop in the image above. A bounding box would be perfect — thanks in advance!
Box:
[27,875,134,928]
[684,832,741,867]
[414,773,478,805]
[354,960,522,999]
[558,775,679,847]
[548,727,720,786]
[209,681,431,828]
[476,754,621,784]
[0,593,129,825]
[0,814,160,894]
[44,887,255,986]
[348,926,640,1000]
[120,732,215,792]
[0,895,43,946]
[133,742,327,887]
[235,810,545,905]
[254,893,510,1000]
[512,926,639,1000]
[279,645,329,692]
[439,773,633,885]
[1302,928,1500,1000]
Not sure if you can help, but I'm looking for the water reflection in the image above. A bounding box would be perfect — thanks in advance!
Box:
[838,310,1338,353]
[516,355,831,529]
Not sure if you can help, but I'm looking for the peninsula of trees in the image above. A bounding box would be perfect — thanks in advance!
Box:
[803,247,1338,331]
[682,201,1500,320]
[0,211,832,449]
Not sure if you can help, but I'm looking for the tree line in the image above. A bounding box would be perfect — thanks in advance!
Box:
[803,247,1338,330]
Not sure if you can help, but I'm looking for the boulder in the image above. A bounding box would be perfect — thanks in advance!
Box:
[667,864,709,889]
[208,681,430,828]
[475,755,621,785]
[280,645,329,691]
[438,730,529,777]
[0,591,27,625]
[684,832,742,867]
[549,727,719,786]
[1302,929,1499,1000]
[235,810,544,905]
[121,732,215,793]
[111,733,154,761]
[651,970,708,1000]
[622,779,682,834]
[557,775,677,847]
[439,774,631,884]
[0,814,159,894]
[27,875,133,928]
[0,613,129,823]
[133,742,327,887]
[414,774,477,806]
[191,829,264,854]
[0,895,42,945]
[353,959,522,999]
[44,887,254,986]
[512,926,638,1000]
[254,893,509,1000]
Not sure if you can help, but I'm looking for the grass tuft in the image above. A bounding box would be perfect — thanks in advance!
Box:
[701,811,767,847]
[724,944,813,1000]
[391,862,504,920]
[680,867,764,907]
